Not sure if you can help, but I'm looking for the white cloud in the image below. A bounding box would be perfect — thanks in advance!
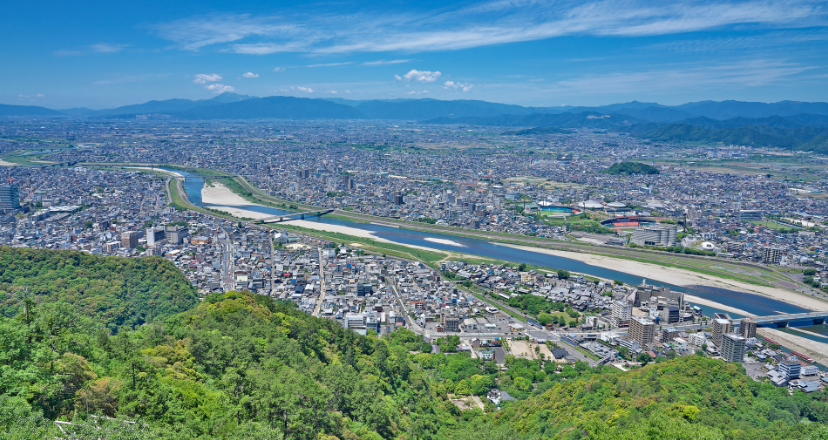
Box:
[273,67,286,72]
[241,72,259,78]
[363,59,413,66]
[193,73,222,84]
[400,69,441,82]
[329,90,339,94]
[153,1,828,55]
[394,75,402,81]
[295,86,314,92]
[406,90,430,95]
[205,83,235,93]
[443,80,474,92]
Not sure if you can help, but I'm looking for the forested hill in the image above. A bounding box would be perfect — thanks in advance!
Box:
[0,247,198,330]
[493,356,828,439]
[3,289,828,439]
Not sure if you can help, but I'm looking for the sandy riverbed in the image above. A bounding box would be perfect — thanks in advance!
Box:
[499,244,828,311]
[0,159,17,166]
[201,181,248,205]
[757,328,828,366]
[127,166,184,178]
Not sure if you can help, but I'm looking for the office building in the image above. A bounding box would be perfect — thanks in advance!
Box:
[712,313,733,347]
[630,224,677,247]
[393,193,404,205]
[165,225,189,244]
[763,247,781,265]
[779,360,801,380]
[297,169,311,179]
[146,228,165,246]
[738,210,763,221]
[120,231,139,249]
[721,333,746,363]
[611,300,632,327]
[343,313,366,330]
[0,183,20,214]
[342,175,354,189]
[739,318,757,338]
[629,316,655,346]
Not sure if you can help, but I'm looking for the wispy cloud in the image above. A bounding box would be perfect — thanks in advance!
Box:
[305,62,353,68]
[241,72,259,78]
[55,43,128,56]
[545,59,813,95]
[406,90,430,95]
[18,94,45,101]
[362,59,414,66]
[151,1,828,55]
[273,67,285,72]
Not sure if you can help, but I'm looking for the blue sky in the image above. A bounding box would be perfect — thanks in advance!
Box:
[3,0,828,108]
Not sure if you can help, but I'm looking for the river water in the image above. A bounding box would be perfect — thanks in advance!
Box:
[170,169,828,344]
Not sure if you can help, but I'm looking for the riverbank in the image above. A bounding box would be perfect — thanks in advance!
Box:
[500,244,828,312]
[757,327,828,366]
[684,295,755,317]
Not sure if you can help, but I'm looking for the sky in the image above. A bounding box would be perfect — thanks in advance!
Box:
[3,0,828,109]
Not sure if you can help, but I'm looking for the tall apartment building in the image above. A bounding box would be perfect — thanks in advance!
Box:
[721,333,746,363]
[630,224,677,247]
[120,231,139,249]
[712,313,733,347]
[611,300,632,327]
[0,183,21,214]
[738,318,757,339]
[763,247,781,265]
[629,316,656,347]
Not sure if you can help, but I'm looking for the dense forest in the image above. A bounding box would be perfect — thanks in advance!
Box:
[0,247,199,330]
[3,289,828,439]
[1,247,828,439]
[600,162,660,175]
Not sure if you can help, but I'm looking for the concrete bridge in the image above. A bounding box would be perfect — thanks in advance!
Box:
[751,311,828,327]
[254,209,335,224]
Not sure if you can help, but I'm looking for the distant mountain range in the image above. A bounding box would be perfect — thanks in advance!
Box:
[4,94,828,152]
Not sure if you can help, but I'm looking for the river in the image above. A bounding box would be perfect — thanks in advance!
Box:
[170,169,828,345]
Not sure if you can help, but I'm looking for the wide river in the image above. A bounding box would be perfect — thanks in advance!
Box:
[169,169,828,343]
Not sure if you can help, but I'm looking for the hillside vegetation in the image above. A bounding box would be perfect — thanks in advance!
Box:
[0,247,198,330]
[600,162,660,175]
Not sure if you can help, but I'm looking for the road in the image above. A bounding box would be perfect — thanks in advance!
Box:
[313,246,325,317]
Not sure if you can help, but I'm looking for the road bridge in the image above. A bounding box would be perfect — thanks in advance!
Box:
[751,311,828,327]
[254,209,335,224]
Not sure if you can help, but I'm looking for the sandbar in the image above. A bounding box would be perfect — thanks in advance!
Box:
[127,166,184,178]
[684,294,754,317]
[424,237,466,247]
[201,181,248,205]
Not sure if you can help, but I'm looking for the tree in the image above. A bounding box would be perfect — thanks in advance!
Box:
[637,353,653,366]
[537,313,553,326]
[618,346,630,359]
[613,280,623,286]
[455,379,472,395]
[804,268,817,276]
[557,269,570,279]
[518,263,527,272]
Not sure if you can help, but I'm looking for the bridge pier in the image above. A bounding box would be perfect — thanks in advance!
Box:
[301,214,305,219]
[776,321,789,328]
[814,318,825,325]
